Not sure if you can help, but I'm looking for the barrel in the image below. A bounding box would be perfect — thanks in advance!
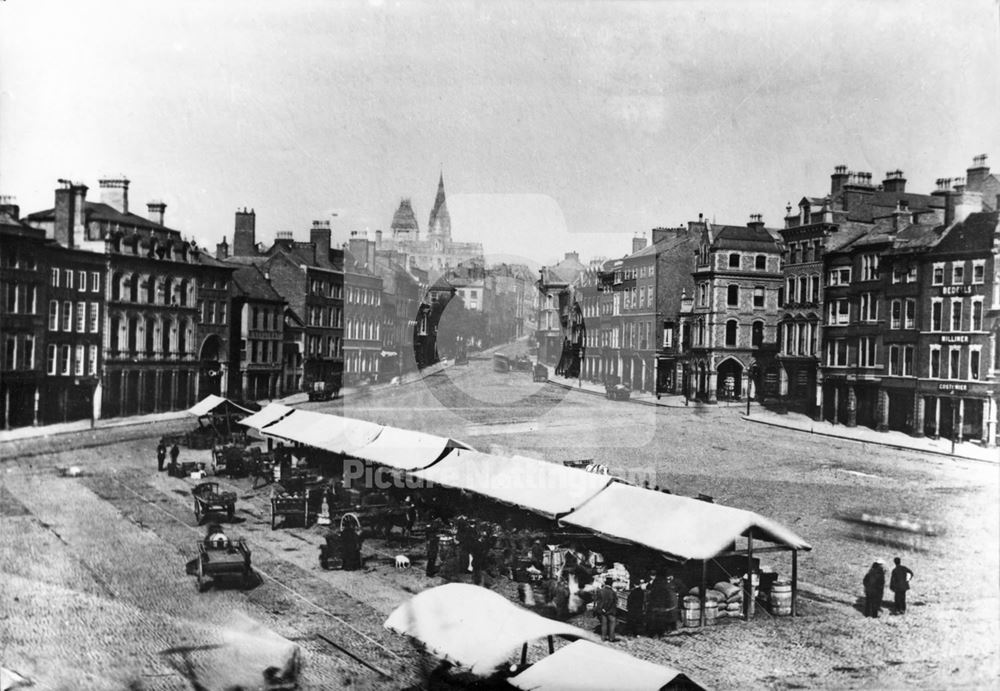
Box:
[703,599,718,626]
[771,581,793,616]
[681,596,701,628]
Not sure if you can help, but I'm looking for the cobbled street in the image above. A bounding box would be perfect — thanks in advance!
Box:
[2,356,998,690]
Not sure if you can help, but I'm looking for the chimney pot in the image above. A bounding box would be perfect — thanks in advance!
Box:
[98,176,130,214]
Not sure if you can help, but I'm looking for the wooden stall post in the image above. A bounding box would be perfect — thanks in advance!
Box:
[746,529,754,620]
[521,643,528,667]
[548,636,554,654]
[699,560,707,627]
[791,549,799,616]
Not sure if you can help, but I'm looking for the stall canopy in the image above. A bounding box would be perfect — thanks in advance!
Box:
[187,395,254,418]
[349,426,470,472]
[560,483,811,561]
[260,410,383,456]
[384,584,598,677]
[238,403,296,432]
[508,640,705,691]
[411,450,614,520]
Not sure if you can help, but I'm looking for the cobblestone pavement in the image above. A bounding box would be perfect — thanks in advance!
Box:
[1,354,997,689]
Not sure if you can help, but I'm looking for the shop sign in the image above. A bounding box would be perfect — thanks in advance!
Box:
[938,383,968,392]
[941,284,974,296]
[940,334,970,344]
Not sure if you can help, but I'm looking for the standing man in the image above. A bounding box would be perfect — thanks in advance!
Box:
[169,443,181,472]
[889,557,914,615]
[594,577,619,642]
[862,559,886,618]
[156,440,167,472]
[425,517,442,577]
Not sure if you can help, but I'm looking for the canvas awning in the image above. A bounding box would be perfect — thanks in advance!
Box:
[384,584,598,677]
[238,403,296,432]
[411,450,614,520]
[508,640,705,691]
[261,410,383,456]
[349,426,467,471]
[187,395,254,417]
[560,483,811,561]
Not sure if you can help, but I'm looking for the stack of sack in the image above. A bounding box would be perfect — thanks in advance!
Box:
[714,581,744,618]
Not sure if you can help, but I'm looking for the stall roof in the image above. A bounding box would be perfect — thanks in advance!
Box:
[187,395,254,417]
[508,640,705,691]
[560,483,811,561]
[261,410,383,456]
[238,403,296,432]
[384,584,598,677]
[411,450,614,519]
[349,426,468,471]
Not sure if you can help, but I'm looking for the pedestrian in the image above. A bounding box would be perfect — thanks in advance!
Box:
[156,440,167,472]
[341,522,362,571]
[529,538,544,571]
[626,579,647,635]
[862,559,886,618]
[425,518,442,577]
[645,571,673,636]
[551,577,571,620]
[169,443,180,470]
[594,577,618,642]
[889,557,914,615]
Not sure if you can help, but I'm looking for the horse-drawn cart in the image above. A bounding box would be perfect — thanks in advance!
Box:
[192,482,237,524]
[194,536,253,591]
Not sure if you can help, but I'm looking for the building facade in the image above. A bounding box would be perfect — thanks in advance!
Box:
[229,264,286,401]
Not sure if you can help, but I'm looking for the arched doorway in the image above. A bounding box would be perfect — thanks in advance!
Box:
[198,335,223,398]
[717,358,744,400]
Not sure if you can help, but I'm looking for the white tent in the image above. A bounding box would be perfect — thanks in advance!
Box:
[560,483,811,561]
[238,403,296,432]
[508,640,705,691]
[411,450,614,519]
[349,426,468,471]
[187,395,254,417]
[384,584,598,677]
[261,410,383,456]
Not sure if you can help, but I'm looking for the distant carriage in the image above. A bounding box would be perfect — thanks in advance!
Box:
[191,482,237,524]
[193,535,253,591]
[493,353,511,373]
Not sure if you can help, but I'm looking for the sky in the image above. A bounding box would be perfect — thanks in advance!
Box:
[2,0,999,268]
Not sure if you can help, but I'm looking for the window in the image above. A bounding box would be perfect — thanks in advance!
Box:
[907,265,917,283]
[77,270,86,292]
[810,275,820,303]
[790,244,799,264]
[827,267,851,285]
[755,255,766,270]
[972,260,985,284]
[904,299,915,329]
[932,263,944,285]
[892,267,904,284]
[861,254,880,281]
[891,300,901,329]
[91,271,100,292]
[698,283,708,307]
[952,262,965,284]
[60,344,71,375]
[827,339,848,366]
[51,268,59,287]
[969,348,981,380]
[931,299,943,331]
[753,287,764,308]
[662,322,673,348]
[948,347,961,379]
[753,320,764,347]
[859,337,877,367]
[74,345,84,376]
[889,345,900,375]
[950,298,963,331]
[727,285,739,307]
[87,303,98,332]
[786,278,796,304]
[903,346,913,376]
[860,292,878,322]
[4,336,15,370]
[972,299,983,330]
[728,253,740,268]
[725,320,738,346]
[73,301,84,332]
[47,344,57,374]
[62,301,72,331]
[929,346,941,377]
[88,345,98,375]
[798,276,807,304]
[22,335,34,369]
[828,299,849,325]
[64,270,73,289]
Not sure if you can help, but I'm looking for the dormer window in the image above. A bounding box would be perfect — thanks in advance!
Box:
[728,253,740,268]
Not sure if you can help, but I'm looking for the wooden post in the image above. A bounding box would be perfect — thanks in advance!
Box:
[547,635,554,654]
[521,642,528,667]
[746,529,754,620]
[791,549,799,617]
[699,560,707,627]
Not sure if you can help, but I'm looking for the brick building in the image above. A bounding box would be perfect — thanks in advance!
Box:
[229,264,286,400]
[344,235,384,384]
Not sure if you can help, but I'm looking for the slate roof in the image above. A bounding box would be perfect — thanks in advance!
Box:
[934,211,999,255]
[711,224,781,251]
[25,201,179,235]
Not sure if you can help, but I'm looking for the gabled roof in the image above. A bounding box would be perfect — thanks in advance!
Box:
[710,224,780,251]
[232,264,285,303]
[934,211,999,255]
[26,201,180,235]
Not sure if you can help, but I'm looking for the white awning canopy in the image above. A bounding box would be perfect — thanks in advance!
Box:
[187,395,254,417]
[238,403,296,432]
[560,483,811,561]
[349,426,466,471]
[508,640,705,691]
[384,584,598,677]
[261,411,383,456]
[411,450,613,519]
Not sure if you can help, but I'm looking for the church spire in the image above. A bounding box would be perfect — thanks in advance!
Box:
[428,171,451,239]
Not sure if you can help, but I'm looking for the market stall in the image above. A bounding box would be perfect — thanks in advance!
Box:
[507,639,705,691]
[237,402,296,435]
[260,410,383,456]
[384,583,598,678]
[185,395,256,448]
[348,426,470,472]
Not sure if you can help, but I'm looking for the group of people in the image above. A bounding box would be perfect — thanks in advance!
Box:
[156,440,181,472]
[320,521,364,571]
[863,556,914,617]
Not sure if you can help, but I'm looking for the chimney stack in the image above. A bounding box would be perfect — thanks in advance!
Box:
[147,200,166,226]
[0,195,19,220]
[98,176,129,214]
[747,213,765,231]
[632,234,647,254]
[233,208,256,256]
[892,199,912,232]
[54,179,88,248]
[310,220,331,264]
[966,154,990,191]
[882,170,907,193]
[375,229,382,246]
[830,165,850,197]
[215,237,229,260]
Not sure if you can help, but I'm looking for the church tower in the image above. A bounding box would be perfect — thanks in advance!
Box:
[390,198,420,241]
[427,172,452,240]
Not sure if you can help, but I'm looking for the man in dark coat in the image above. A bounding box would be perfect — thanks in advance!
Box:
[594,577,618,642]
[889,557,914,614]
[863,559,886,617]
[425,518,443,577]
[169,443,181,469]
[341,523,362,571]
[156,441,167,472]
[625,580,647,635]
[645,571,674,636]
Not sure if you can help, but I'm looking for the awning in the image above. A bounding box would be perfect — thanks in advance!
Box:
[238,403,296,432]
[508,640,705,691]
[187,395,254,417]
[384,584,598,677]
[349,426,465,471]
[411,450,614,520]
[261,410,383,456]
[560,483,811,561]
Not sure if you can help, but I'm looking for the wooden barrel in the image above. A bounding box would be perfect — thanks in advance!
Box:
[771,581,793,616]
[681,596,701,628]
[703,599,718,626]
